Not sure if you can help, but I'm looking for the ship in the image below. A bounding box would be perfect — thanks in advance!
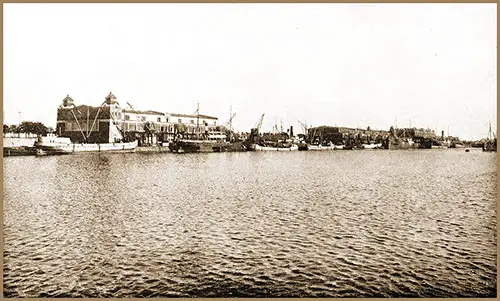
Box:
[168,132,231,153]
[34,134,138,155]
[306,142,344,150]
[168,104,238,153]
[254,143,299,151]
[387,127,433,150]
[482,122,497,152]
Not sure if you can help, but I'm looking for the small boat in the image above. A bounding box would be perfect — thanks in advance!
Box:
[465,149,470,152]
[4,146,37,157]
[254,144,299,151]
[307,143,334,151]
[361,143,382,149]
[307,143,345,150]
[34,134,138,155]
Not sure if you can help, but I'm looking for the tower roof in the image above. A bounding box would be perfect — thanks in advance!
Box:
[61,94,75,108]
[104,92,118,105]
[63,94,74,102]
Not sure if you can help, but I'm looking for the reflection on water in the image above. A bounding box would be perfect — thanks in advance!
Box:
[3,149,497,297]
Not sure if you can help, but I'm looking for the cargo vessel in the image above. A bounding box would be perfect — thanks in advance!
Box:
[168,132,231,153]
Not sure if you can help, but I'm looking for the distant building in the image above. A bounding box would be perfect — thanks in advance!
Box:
[55,92,220,145]
[307,126,390,144]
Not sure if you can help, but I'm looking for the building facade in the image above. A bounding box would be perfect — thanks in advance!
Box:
[55,92,221,145]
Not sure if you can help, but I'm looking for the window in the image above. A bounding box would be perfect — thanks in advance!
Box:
[190,120,194,124]
[214,121,216,126]
[157,117,161,122]
[141,116,146,122]
[125,115,130,121]
[178,119,182,124]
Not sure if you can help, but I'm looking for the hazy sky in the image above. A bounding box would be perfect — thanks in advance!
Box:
[4,3,497,140]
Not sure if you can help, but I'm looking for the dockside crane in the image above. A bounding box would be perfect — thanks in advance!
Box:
[243,113,265,149]
[254,113,265,134]
[298,120,308,135]
[298,120,310,142]
[225,106,237,132]
[125,102,158,144]
[126,102,155,133]
[224,106,237,141]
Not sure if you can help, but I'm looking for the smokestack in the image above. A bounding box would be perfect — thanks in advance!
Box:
[441,130,444,140]
[290,126,293,137]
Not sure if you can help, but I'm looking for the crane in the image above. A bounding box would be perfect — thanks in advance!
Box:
[298,120,308,135]
[254,113,265,134]
[225,106,237,132]
[244,113,265,148]
[126,102,154,133]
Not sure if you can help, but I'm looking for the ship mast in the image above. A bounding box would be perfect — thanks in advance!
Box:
[229,105,232,132]
[196,102,199,138]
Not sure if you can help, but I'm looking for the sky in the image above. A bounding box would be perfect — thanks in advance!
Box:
[3,3,497,140]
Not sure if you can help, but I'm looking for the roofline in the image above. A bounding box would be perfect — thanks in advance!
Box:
[169,113,218,120]
[122,109,165,116]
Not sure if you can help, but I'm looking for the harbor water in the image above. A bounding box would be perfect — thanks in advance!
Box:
[3,149,497,297]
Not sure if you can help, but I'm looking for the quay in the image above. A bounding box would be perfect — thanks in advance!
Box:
[136,145,170,153]
[3,92,494,156]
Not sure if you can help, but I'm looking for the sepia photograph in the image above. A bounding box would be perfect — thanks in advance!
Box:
[2,3,497,298]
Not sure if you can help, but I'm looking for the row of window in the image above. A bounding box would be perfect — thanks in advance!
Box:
[123,115,216,126]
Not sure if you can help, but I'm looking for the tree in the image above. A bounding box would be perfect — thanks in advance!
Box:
[19,121,49,135]
[3,124,9,133]
[9,125,19,133]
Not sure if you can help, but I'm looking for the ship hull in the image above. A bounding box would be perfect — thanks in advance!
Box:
[35,141,138,156]
[4,146,37,157]
[168,140,230,153]
[307,144,345,150]
[361,143,382,149]
[254,144,299,151]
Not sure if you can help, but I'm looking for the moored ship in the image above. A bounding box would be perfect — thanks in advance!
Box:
[254,143,299,151]
[34,134,137,155]
[168,104,241,153]
[306,142,344,150]
[482,122,497,152]
[168,132,231,153]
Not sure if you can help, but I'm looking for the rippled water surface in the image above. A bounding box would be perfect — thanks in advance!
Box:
[3,149,497,297]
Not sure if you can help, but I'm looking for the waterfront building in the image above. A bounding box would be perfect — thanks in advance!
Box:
[307,126,390,145]
[55,92,220,145]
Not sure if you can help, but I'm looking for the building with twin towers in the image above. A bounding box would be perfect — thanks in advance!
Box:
[55,92,222,145]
